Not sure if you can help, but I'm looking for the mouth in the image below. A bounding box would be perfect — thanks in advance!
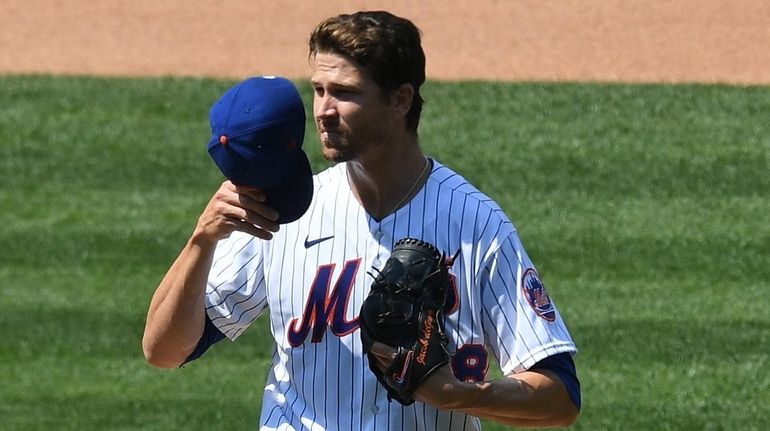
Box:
[319,130,342,144]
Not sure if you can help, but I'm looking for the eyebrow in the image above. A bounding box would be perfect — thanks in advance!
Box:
[311,80,362,92]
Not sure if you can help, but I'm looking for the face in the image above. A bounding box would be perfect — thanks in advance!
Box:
[311,52,394,163]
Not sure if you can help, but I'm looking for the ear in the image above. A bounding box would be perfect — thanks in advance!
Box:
[390,83,415,116]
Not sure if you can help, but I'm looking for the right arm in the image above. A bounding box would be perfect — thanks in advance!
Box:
[141,181,279,368]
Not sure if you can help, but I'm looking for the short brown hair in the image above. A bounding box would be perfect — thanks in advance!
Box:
[309,11,426,133]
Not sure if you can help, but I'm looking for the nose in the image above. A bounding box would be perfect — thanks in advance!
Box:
[314,94,337,120]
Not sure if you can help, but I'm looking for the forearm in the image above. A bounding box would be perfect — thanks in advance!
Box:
[418,367,578,428]
[462,370,578,427]
[142,232,217,368]
[142,181,279,367]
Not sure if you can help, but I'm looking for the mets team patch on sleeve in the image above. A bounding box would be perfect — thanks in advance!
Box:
[522,268,556,322]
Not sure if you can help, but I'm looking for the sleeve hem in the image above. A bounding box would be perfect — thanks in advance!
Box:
[503,342,578,374]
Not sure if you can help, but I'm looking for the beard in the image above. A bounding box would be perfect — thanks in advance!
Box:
[317,116,391,164]
[320,131,356,163]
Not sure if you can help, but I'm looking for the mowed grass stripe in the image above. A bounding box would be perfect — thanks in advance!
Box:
[1,75,768,430]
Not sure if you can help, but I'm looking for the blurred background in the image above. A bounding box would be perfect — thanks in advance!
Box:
[2,0,769,83]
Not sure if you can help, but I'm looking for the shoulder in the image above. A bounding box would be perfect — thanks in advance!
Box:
[427,159,515,234]
[423,159,520,266]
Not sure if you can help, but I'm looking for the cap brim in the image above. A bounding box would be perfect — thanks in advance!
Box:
[263,150,313,224]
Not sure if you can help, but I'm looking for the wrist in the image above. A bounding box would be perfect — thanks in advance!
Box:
[449,380,488,411]
[189,226,221,249]
[423,378,485,411]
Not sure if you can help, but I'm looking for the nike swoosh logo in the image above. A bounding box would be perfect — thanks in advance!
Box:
[304,235,334,248]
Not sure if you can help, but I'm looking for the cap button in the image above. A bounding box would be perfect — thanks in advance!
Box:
[219,135,228,145]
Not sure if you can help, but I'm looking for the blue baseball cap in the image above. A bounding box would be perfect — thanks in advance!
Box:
[207,76,312,224]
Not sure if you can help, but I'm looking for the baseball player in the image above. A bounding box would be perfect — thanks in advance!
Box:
[143,10,581,430]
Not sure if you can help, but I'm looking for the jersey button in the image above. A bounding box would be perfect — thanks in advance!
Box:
[371,405,380,414]
[374,231,383,240]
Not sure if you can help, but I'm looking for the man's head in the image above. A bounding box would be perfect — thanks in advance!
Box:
[309,11,426,133]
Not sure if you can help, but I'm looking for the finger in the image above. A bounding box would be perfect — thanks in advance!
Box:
[372,356,389,372]
[233,184,268,203]
[208,182,281,238]
[369,342,398,361]
[230,206,280,232]
[231,218,275,241]
[227,211,280,235]
[215,189,280,227]
[220,181,270,211]
[237,194,280,222]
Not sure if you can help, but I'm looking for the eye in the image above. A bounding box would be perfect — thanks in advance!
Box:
[331,88,357,101]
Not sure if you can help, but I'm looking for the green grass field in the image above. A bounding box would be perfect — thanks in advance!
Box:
[1,75,768,430]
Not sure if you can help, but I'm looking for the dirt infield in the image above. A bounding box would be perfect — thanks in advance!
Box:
[2,0,769,84]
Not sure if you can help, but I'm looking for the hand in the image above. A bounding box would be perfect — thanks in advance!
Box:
[368,341,398,371]
[193,181,280,243]
[372,341,579,426]
[369,342,472,411]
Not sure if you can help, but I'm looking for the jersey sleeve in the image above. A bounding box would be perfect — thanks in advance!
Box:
[204,231,269,341]
[479,231,577,374]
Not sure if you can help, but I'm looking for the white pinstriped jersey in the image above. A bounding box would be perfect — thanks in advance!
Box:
[205,159,577,431]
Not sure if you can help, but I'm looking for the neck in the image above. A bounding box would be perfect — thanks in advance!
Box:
[347,143,429,221]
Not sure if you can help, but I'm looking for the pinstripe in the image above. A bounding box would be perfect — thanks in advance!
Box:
[502,246,551,357]
[457,193,470,346]
[211,234,255,276]
[207,254,263,307]
[480,263,519,364]
[201,160,576,430]
[495,244,537,356]
[213,290,267,331]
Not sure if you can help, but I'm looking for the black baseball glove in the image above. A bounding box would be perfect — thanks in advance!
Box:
[359,238,453,405]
